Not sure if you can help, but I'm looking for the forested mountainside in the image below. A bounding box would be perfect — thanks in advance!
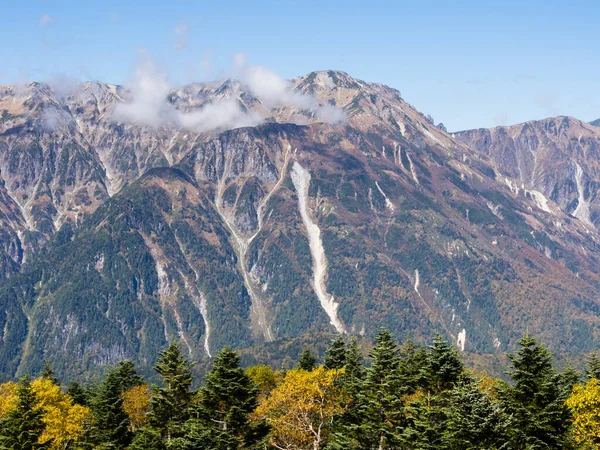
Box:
[2,71,600,380]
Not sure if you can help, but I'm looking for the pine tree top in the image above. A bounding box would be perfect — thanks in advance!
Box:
[298,348,317,371]
[40,361,59,386]
[154,341,194,391]
[367,328,400,378]
[324,335,347,370]
[421,333,464,393]
[586,352,600,380]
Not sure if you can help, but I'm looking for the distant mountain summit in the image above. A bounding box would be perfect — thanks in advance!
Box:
[591,118,600,127]
[455,116,600,229]
[3,72,600,379]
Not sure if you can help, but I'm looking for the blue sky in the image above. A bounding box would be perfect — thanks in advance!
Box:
[1,0,598,131]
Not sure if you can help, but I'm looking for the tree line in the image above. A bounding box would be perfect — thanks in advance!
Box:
[2,329,600,449]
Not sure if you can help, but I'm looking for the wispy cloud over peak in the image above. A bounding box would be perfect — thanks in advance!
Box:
[112,53,174,128]
[112,52,262,132]
[111,51,345,132]
[241,65,346,124]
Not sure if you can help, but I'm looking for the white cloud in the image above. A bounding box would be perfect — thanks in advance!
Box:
[112,52,262,132]
[38,14,54,26]
[177,99,262,132]
[174,24,188,35]
[112,54,174,127]
[41,108,62,131]
[41,106,74,132]
[316,103,347,124]
[241,65,345,124]
[112,51,345,131]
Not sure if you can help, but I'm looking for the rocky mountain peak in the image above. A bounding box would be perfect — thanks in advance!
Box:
[4,70,600,379]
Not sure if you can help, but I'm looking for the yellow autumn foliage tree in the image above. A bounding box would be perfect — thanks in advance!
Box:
[254,367,347,450]
[31,378,91,449]
[122,383,151,432]
[0,381,18,419]
[566,378,600,447]
[246,365,283,401]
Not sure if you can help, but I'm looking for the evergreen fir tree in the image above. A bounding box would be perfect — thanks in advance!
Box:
[397,340,428,395]
[500,335,574,449]
[362,328,406,449]
[67,381,89,406]
[331,328,404,449]
[560,365,582,397]
[443,378,509,449]
[327,337,365,450]
[297,348,317,371]
[342,337,365,395]
[112,360,144,393]
[40,361,59,386]
[0,375,50,450]
[188,346,268,449]
[400,337,462,450]
[401,391,449,450]
[324,335,347,370]
[585,352,600,380]
[86,365,133,449]
[144,342,195,446]
[421,333,464,393]
[127,426,166,450]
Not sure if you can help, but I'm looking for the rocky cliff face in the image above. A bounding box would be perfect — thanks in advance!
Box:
[2,73,600,379]
[455,117,600,229]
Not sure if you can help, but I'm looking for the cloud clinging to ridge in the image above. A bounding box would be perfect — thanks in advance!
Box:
[111,52,346,132]
[241,64,346,124]
[112,55,173,128]
[112,52,262,132]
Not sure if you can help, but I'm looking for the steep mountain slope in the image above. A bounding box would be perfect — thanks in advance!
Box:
[591,118,600,127]
[455,117,600,229]
[2,73,600,379]
[0,71,459,276]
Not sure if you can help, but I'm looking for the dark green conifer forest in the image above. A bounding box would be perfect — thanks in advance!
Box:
[2,331,599,449]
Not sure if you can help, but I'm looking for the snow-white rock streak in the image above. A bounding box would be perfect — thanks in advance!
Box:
[573,163,593,227]
[414,269,420,293]
[176,259,212,357]
[291,161,345,333]
[529,190,552,214]
[457,328,466,351]
[406,151,419,185]
[186,278,211,357]
[375,181,395,212]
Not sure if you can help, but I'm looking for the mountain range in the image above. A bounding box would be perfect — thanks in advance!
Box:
[2,70,600,379]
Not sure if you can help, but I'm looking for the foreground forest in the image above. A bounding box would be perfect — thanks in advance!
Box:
[1,330,600,449]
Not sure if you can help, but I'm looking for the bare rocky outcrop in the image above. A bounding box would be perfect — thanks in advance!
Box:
[456,116,600,229]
